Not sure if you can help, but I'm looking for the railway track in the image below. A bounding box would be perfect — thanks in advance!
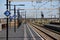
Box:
[33,23,60,35]
[29,23,60,40]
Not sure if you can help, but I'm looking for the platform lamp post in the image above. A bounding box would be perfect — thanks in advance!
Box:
[25,11,26,24]
[59,7,60,23]
[9,1,11,11]
[17,9,21,28]
[14,5,16,32]
[9,1,11,27]
[17,9,20,28]
[59,0,60,23]
[17,9,24,27]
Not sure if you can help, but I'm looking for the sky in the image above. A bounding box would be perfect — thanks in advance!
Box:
[0,0,60,18]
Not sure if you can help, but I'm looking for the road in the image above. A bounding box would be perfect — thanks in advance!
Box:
[0,23,43,40]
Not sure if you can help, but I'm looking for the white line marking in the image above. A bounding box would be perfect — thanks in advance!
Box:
[24,24,28,40]
[28,24,44,40]
[26,24,36,40]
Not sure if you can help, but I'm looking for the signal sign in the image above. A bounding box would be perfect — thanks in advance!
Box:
[4,10,11,16]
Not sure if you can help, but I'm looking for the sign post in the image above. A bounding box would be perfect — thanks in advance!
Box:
[4,10,11,40]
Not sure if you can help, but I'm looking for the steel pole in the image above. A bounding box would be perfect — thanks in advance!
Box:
[6,0,8,9]
[6,0,8,40]
[17,9,19,27]
[14,5,16,32]
[59,7,60,22]
[59,0,60,23]
[17,9,20,27]
[9,1,11,11]
[6,17,8,40]
[9,1,11,28]
[25,11,26,24]
[35,6,37,21]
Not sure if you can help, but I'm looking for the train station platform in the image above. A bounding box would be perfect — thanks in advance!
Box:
[0,23,42,40]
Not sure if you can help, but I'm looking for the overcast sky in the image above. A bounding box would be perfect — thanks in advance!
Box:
[0,0,60,18]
